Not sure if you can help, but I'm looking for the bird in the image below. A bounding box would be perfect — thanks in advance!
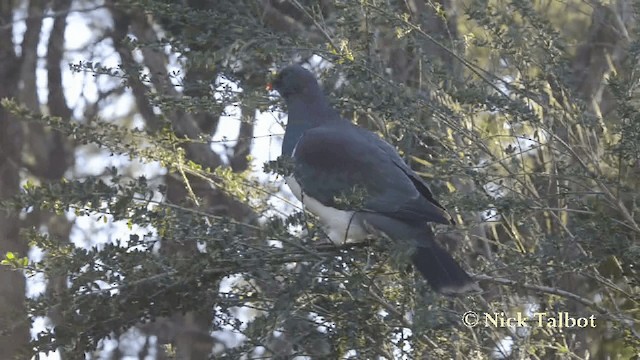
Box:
[270,64,480,295]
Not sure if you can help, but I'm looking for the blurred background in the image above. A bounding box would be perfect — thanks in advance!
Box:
[0,0,638,359]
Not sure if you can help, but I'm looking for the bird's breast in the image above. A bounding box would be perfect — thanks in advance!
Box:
[285,176,368,245]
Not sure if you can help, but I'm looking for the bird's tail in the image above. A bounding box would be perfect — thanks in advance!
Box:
[411,241,481,295]
[360,213,480,295]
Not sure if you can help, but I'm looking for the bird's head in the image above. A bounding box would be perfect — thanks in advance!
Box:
[269,65,320,99]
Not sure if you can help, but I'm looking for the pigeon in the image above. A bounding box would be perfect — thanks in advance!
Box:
[270,64,480,295]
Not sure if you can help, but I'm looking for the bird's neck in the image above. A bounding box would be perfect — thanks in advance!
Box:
[282,90,342,156]
[287,87,341,127]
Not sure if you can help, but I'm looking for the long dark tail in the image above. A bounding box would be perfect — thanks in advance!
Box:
[359,213,480,295]
[411,242,480,295]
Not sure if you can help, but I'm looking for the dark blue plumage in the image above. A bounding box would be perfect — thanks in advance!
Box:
[271,64,480,295]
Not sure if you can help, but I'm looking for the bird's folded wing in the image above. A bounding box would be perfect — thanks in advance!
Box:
[291,123,452,224]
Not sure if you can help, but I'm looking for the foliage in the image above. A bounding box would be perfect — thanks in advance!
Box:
[0,0,638,359]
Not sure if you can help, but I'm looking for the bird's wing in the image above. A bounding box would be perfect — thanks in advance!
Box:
[291,123,452,224]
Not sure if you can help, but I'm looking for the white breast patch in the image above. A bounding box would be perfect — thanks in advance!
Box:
[286,176,368,245]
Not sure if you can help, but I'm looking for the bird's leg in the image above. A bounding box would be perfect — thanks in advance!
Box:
[343,211,358,244]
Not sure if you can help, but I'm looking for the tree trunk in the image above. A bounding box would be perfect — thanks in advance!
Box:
[0,0,29,355]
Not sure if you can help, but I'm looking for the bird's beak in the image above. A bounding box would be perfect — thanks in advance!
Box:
[266,70,278,91]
